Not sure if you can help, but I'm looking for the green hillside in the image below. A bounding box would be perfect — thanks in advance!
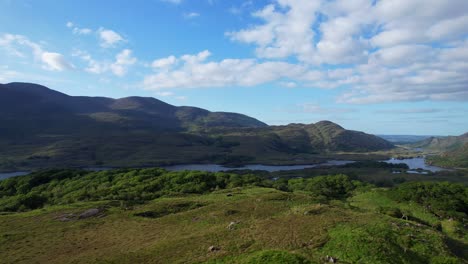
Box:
[428,143,468,169]
[409,133,468,152]
[0,169,466,263]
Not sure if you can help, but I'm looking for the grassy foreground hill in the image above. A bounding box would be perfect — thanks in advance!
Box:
[0,82,393,171]
[0,169,466,263]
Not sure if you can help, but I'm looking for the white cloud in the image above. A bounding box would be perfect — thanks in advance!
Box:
[221,0,468,103]
[152,55,177,69]
[370,45,434,66]
[98,28,124,48]
[41,52,74,71]
[426,15,468,40]
[0,34,42,58]
[227,1,320,61]
[73,27,92,35]
[280,81,297,88]
[66,21,93,35]
[74,49,136,77]
[0,66,19,82]
[110,49,137,77]
[0,34,74,72]
[228,0,253,15]
[143,50,306,90]
[183,12,200,19]
[156,91,174,97]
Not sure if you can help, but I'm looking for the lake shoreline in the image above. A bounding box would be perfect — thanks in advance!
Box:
[0,157,451,181]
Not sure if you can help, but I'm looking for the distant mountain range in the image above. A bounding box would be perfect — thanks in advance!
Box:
[0,82,267,137]
[409,133,468,152]
[0,82,394,171]
[413,133,468,169]
[377,135,435,144]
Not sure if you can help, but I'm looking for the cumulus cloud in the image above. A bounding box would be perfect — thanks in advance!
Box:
[74,49,136,77]
[221,0,468,103]
[66,21,92,35]
[98,28,124,48]
[227,1,320,61]
[143,50,306,90]
[0,34,74,72]
[152,55,177,69]
[41,52,74,71]
[110,49,137,76]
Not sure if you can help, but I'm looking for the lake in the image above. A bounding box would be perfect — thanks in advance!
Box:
[0,158,448,180]
[163,160,355,172]
[0,171,30,181]
[384,157,446,172]
[0,160,354,180]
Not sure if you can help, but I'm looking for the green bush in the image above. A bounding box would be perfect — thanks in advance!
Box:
[288,174,363,200]
[388,182,468,219]
[0,168,268,212]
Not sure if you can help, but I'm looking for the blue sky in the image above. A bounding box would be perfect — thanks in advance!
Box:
[1,0,467,135]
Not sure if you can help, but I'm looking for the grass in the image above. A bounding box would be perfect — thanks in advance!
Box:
[0,187,466,264]
[350,190,440,226]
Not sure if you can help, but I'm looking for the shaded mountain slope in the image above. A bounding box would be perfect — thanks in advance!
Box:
[0,82,393,170]
[0,82,267,137]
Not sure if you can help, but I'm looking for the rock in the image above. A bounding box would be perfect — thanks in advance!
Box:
[55,213,75,222]
[78,208,101,219]
[227,221,239,230]
[325,255,337,263]
[208,246,220,252]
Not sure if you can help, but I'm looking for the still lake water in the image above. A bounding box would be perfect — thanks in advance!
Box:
[0,171,30,180]
[384,157,445,172]
[163,160,354,172]
[0,160,354,180]
[0,158,447,180]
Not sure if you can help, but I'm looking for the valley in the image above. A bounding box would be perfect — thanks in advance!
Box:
[2,1,468,263]
[0,82,467,264]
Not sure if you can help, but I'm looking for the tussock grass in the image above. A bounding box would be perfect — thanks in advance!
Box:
[0,187,466,264]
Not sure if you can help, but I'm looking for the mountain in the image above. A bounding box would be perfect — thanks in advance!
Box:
[0,82,393,171]
[0,82,267,137]
[428,142,468,169]
[270,121,393,152]
[409,133,468,152]
[410,132,468,168]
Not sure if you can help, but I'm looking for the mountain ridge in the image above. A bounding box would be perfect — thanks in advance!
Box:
[0,82,394,171]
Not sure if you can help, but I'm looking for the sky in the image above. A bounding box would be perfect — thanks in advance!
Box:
[0,0,467,136]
